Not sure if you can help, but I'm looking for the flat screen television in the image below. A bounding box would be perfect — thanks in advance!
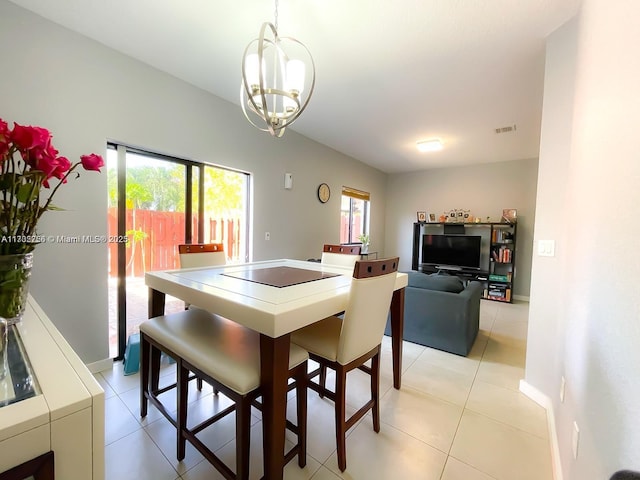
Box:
[422,234,482,270]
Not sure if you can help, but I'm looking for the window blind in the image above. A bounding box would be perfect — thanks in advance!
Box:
[341,186,370,201]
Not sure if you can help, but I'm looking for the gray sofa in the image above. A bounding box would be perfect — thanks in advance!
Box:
[385,271,482,356]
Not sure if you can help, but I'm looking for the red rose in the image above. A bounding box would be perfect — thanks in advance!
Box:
[80,153,105,172]
[11,123,51,152]
[51,156,72,179]
[40,155,73,188]
[0,119,10,158]
[28,142,60,178]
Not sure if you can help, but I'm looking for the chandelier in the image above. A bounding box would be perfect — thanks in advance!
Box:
[241,0,316,137]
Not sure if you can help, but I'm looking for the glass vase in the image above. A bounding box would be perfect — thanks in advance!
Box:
[0,253,33,326]
[0,317,7,380]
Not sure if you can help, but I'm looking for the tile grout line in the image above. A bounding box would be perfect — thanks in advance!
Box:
[444,302,547,480]
[439,304,497,479]
[114,377,184,479]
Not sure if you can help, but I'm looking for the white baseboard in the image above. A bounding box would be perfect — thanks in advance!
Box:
[86,358,113,374]
[513,294,530,302]
[520,379,563,480]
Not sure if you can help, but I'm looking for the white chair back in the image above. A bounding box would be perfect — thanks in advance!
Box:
[178,243,226,269]
[320,244,361,269]
[336,258,399,365]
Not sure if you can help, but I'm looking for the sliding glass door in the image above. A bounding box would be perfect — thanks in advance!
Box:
[106,145,250,359]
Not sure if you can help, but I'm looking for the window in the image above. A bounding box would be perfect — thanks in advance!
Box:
[340,186,370,243]
[106,144,250,358]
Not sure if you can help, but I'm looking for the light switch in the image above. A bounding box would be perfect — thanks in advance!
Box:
[284,173,293,190]
[538,240,555,257]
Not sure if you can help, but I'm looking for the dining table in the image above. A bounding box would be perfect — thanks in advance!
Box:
[145,258,407,480]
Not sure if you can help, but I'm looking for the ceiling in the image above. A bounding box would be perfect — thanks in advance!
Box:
[9,0,581,173]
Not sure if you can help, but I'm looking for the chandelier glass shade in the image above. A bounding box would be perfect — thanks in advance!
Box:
[241,21,315,137]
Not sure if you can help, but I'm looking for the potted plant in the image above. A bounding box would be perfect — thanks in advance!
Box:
[358,234,370,253]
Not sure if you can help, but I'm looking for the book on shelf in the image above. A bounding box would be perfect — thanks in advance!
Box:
[492,227,515,244]
[488,295,509,302]
[489,274,509,282]
[491,247,512,263]
[485,283,511,301]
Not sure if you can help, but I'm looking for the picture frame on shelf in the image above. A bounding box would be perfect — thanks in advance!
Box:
[417,211,427,222]
[428,213,437,222]
[502,208,517,223]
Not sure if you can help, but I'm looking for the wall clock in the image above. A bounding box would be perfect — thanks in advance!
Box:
[317,183,330,203]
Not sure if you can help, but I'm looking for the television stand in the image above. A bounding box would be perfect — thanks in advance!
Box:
[420,264,488,282]
[435,265,462,272]
[412,221,517,303]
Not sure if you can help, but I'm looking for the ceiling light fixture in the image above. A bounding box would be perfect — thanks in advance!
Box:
[241,0,316,138]
[416,139,444,152]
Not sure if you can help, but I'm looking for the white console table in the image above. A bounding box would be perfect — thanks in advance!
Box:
[0,296,104,479]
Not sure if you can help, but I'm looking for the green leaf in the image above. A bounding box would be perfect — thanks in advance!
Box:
[46,204,67,211]
[16,182,39,203]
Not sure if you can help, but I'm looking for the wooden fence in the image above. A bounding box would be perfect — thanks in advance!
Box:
[107,207,242,277]
[339,214,364,244]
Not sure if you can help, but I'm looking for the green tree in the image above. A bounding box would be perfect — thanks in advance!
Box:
[203,167,244,217]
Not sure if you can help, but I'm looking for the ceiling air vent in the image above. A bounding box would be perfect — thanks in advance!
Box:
[495,124,517,134]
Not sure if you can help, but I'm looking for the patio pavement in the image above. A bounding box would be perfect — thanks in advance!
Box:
[108,276,184,358]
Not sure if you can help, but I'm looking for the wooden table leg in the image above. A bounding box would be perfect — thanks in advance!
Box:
[147,288,166,393]
[148,288,166,318]
[260,333,291,480]
[390,287,405,389]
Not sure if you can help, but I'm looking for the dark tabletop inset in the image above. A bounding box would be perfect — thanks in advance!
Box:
[222,266,341,288]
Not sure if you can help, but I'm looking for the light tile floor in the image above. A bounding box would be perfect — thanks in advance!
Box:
[95,300,552,480]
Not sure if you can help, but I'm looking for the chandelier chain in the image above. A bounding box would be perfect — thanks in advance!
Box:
[274,0,279,31]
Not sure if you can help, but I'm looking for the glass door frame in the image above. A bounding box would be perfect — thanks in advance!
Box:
[109,143,250,359]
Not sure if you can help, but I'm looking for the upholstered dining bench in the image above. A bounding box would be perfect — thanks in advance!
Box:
[140,308,308,479]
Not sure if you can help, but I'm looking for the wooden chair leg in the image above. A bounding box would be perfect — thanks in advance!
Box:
[319,365,327,398]
[177,360,189,461]
[371,351,381,433]
[235,397,252,480]
[295,363,308,468]
[140,334,150,417]
[335,366,348,472]
[150,345,162,393]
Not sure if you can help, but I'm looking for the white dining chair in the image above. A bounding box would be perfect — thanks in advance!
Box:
[178,243,226,268]
[291,257,399,472]
[320,243,361,268]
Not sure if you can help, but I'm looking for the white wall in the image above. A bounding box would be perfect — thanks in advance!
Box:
[526,14,577,476]
[0,1,387,363]
[528,1,640,477]
[385,159,538,298]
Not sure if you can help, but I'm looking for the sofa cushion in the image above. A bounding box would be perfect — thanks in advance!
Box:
[407,272,464,293]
